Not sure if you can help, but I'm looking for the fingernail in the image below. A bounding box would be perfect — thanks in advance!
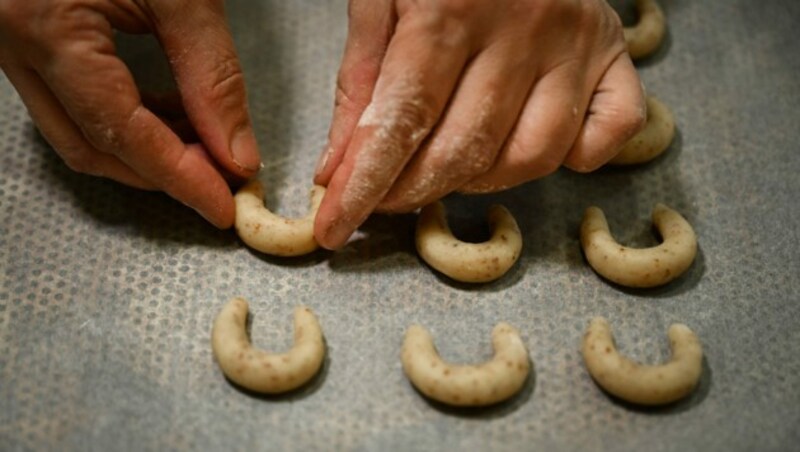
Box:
[320,218,356,250]
[231,129,261,172]
[315,145,333,177]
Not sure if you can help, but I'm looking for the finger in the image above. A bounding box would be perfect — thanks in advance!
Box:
[32,15,236,228]
[377,43,536,212]
[314,17,472,249]
[314,0,394,185]
[562,52,646,172]
[460,65,588,194]
[3,63,155,190]
[152,0,261,177]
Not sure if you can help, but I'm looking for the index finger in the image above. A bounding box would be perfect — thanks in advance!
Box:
[314,16,470,249]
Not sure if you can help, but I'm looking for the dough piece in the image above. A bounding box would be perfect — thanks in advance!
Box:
[416,201,522,283]
[211,297,325,394]
[401,323,530,407]
[582,317,703,405]
[234,180,325,256]
[580,204,697,288]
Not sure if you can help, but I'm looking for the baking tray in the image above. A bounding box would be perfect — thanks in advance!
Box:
[1,1,799,450]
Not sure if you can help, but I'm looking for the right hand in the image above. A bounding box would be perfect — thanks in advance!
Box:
[312,0,645,249]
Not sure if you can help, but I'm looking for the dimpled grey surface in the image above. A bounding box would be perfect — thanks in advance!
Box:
[1,1,799,451]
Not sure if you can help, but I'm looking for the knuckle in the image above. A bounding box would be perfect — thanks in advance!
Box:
[435,0,475,19]
[205,51,247,107]
[61,149,99,175]
[619,100,648,139]
[535,156,563,177]
[375,94,439,141]
[598,97,648,152]
[334,77,366,113]
[396,102,437,141]
[430,130,497,177]
[508,139,562,177]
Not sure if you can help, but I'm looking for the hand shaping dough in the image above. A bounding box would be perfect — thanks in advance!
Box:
[624,0,666,60]
[582,317,703,405]
[234,180,325,256]
[609,96,675,165]
[401,323,530,407]
[580,204,697,288]
[416,201,522,283]
[211,297,325,394]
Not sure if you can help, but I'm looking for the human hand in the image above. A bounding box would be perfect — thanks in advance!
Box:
[313,0,645,249]
[0,0,260,228]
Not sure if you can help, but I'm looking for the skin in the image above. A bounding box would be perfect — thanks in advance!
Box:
[314,0,647,249]
[580,204,698,288]
[211,298,325,394]
[415,201,522,283]
[582,317,703,405]
[234,180,325,257]
[0,0,261,228]
[401,322,530,407]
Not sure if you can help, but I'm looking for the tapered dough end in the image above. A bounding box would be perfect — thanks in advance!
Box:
[624,0,666,60]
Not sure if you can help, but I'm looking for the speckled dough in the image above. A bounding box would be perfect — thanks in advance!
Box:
[234,180,325,256]
[582,317,703,405]
[415,201,522,283]
[401,323,530,407]
[580,204,697,288]
[211,298,325,394]
[624,0,666,60]
[609,96,675,165]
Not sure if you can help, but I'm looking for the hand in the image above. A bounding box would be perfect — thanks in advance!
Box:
[313,0,645,249]
[0,0,261,228]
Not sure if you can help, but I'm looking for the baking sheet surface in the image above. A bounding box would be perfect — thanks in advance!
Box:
[1,1,799,450]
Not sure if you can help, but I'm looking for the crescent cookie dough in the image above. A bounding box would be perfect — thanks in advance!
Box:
[624,0,666,60]
[234,180,325,256]
[211,297,325,394]
[415,201,522,283]
[582,317,703,405]
[609,96,675,165]
[401,323,530,407]
[580,204,697,288]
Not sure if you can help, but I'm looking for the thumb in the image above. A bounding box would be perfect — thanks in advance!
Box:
[152,0,260,178]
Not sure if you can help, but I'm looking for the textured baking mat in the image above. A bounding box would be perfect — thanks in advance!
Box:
[1,1,799,450]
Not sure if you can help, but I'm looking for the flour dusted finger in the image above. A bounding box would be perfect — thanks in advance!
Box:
[401,323,530,407]
[624,0,666,60]
[582,317,703,405]
[416,201,522,283]
[234,180,325,256]
[211,298,325,394]
[580,204,697,288]
[609,96,675,165]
